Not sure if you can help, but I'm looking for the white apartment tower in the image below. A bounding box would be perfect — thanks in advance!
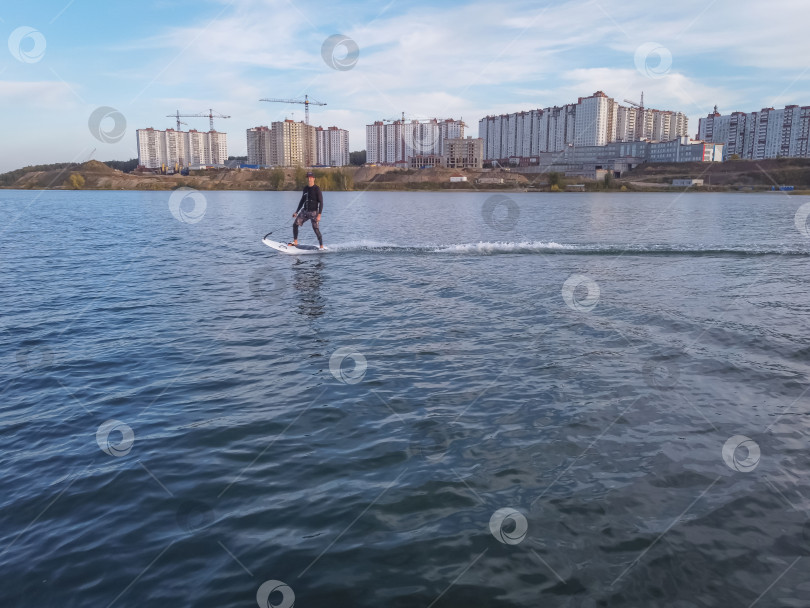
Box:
[246,126,273,166]
[269,120,317,167]
[248,123,349,167]
[573,91,614,146]
[316,126,350,166]
[479,91,688,161]
[698,103,810,160]
[207,131,228,165]
[366,122,386,164]
[365,118,466,164]
[136,128,163,169]
[136,128,228,169]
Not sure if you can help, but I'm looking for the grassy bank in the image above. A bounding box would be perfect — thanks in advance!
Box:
[2,158,809,193]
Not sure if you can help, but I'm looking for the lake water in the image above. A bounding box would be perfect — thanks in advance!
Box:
[2,188,810,607]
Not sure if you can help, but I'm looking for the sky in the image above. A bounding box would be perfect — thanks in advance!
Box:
[1,0,810,173]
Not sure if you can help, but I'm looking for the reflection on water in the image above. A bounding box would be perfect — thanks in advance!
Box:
[292,258,325,319]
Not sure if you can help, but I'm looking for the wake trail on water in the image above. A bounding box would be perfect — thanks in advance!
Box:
[322,240,810,256]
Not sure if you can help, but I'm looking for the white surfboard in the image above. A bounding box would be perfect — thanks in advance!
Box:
[262,235,327,255]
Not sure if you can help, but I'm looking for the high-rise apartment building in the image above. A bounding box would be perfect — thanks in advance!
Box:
[699,103,810,160]
[246,126,273,166]
[136,128,228,169]
[270,120,316,167]
[366,118,465,164]
[479,91,688,162]
[315,126,350,167]
[207,131,228,165]
[366,121,386,165]
[246,122,349,167]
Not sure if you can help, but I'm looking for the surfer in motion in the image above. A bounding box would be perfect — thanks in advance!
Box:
[290,171,324,249]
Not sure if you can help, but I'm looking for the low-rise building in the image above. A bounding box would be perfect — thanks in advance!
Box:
[508,138,723,178]
[648,137,723,162]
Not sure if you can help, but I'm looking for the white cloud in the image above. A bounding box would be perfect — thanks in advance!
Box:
[0,80,82,108]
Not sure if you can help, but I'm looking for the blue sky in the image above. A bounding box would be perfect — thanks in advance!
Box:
[2,0,810,172]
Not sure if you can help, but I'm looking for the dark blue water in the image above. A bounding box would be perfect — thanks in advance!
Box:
[2,189,810,608]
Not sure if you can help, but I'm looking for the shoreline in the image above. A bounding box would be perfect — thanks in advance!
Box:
[4,158,810,194]
[2,186,807,194]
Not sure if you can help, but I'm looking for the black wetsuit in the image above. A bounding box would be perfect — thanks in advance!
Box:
[293,184,323,246]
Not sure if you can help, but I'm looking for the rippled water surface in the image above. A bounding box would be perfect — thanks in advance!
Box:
[2,189,810,607]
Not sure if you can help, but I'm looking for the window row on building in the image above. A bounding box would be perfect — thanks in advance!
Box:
[698,105,810,160]
[136,128,228,169]
[246,122,349,167]
[479,91,689,162]
[366,118,465,165]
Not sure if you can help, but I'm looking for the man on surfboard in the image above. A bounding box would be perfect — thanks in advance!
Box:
[290,172,324,249]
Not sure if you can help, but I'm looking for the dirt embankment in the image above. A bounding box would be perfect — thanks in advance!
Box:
[4,161,528,191]
[7,161,318,191]
[11,158,804,192]
[623,158,810,188]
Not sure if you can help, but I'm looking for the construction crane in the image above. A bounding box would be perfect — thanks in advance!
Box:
[259,95,326,125]
[382,112,435,123]
[624,91,644,110]
[166,109,231,132]
[383,112,408,123]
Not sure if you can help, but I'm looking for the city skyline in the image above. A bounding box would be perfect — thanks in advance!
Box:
[2,0,810,173]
